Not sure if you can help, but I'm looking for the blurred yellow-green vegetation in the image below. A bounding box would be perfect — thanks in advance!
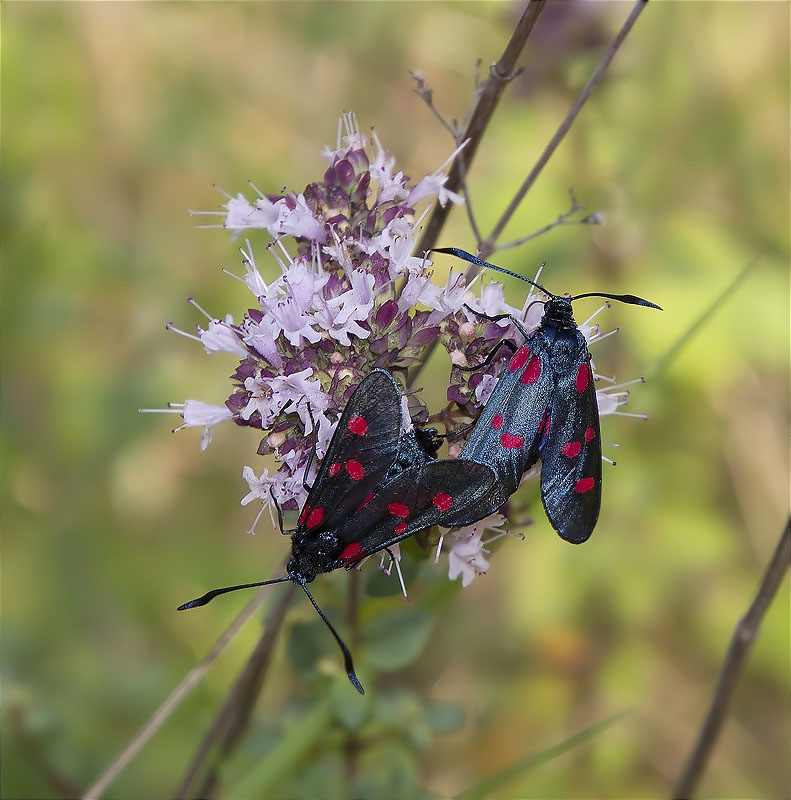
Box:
[3,2,788,798]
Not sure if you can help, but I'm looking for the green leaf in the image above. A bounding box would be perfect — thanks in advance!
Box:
[362,607,434,670]
[456,710,628,800]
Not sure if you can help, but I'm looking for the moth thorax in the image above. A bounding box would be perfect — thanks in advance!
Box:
[540,297,576,330]
[549,341,576,374]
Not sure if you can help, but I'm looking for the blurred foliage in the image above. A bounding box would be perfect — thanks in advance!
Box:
[3,2,788,799]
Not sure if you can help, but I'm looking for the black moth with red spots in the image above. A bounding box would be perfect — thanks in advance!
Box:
[178,368,495,693]
[433,248,661,544]
[289,369,493,578]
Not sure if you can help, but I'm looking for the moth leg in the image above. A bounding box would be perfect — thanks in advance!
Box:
[455,338,517,373]
[447,420,476,437]
[462,303,531,340]
[269,486,295,535]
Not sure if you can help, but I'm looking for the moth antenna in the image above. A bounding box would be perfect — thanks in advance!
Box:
[177,576,292,610]
[298,580,365,695]
[571,291,662,310]
[432,248,552,297]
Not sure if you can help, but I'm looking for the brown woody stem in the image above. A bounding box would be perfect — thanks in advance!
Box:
[483,0,649,255]
[672,517,790,799]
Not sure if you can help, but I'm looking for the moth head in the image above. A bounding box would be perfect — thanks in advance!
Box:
[291,530,342,574]
[541,296,576,329]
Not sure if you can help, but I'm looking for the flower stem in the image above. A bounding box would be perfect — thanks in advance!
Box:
[650,254,762,378]
[227,693,334,797]
[409,1,647,390]
[415,0,546,257]
[482,0,649,256]
[672,516,791,799]
[174,577,297,798]
[344,570,361,785]
[81,585,272,800]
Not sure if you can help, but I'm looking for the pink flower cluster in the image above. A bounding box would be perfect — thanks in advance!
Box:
[144,113,642,587]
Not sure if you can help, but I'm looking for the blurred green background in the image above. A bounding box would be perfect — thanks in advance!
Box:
[3,2,788,798]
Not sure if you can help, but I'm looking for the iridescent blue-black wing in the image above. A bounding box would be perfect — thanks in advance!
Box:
[331,459,496,566]
[442,336,552,527]
[298,369,402,534]
[538,345,602,543]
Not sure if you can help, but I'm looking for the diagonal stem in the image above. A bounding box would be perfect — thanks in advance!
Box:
[344,570,362,784]
[650,254,762,378]
[175,578,297,799]
[672,516,791,799]
[414,0,546,257]
[482,0,649,256]
[81,585,272,800]
[409,1,647,389]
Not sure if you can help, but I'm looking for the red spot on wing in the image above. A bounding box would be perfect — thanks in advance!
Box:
[576,363,590,393]
[543,414,551,434]
[329,462,341,476]
[394,522,407,535]
[522,356,541,385]
[306,507,324,528]
[584,427,595,442]
[340,542,362,561]
[298,505,310,525]
[388,502,410,518]
[500,433,524,449]
[345,459,364,480]
[574,477,595,493]
[433,493,452,511]
[509,346,530,372]
[355,492,374,513]
[492,414,504,430]
[562,441,582,458]
[348,416,368,435]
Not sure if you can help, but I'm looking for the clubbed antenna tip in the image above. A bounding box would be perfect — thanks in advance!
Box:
[176,576,292,610]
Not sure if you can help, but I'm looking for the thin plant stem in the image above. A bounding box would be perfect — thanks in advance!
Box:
[457,149,484,245]
[415,0,545,256]
[672,517,791,799]
[651,254,762,378]
[226,694,334,797]
[344,570,361,785]
[409,1,646,388]
[457,710,627,800]
[176,579,297,799]
[483,0,649,256]
[81,585,272,800]
[10,704,81,798]
[494,189,599,253]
